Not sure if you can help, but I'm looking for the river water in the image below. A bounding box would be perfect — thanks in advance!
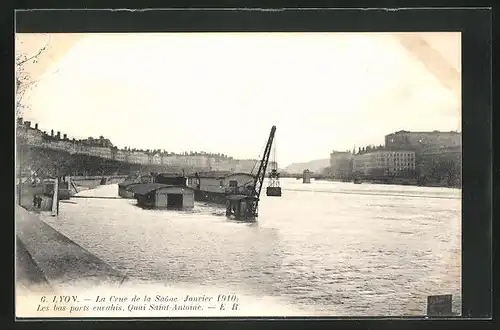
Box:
[42,178,461,317]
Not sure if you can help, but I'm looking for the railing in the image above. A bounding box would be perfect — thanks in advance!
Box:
[224,185,254,195]
[71,175,128,181]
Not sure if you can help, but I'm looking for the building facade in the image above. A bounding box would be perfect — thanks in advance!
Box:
[353,150,416,177]
[128,151,149,164]
[186,155,210,168]
[384,130,461,185]
[16,120,44,146]
[385,130,461,152]
[16,118,280,174]
[151,153,162,165]
[330,151,353,179]
[114,149,127,162]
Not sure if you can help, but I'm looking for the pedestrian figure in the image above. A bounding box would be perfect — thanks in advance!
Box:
[37,196,42,209]
[33,195,37,208]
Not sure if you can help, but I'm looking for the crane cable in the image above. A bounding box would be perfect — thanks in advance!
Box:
[251,140,267,175]
[273,134,277,171]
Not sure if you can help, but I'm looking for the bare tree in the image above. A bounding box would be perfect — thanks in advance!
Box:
[15,35,51,117]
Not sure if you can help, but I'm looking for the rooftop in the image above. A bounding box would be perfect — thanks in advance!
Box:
[130,183,194,196]
[118,180,141,188]
[191,171,255,179]
[355,149,415,155]
[387,130,461,136]
[156,173,186,178]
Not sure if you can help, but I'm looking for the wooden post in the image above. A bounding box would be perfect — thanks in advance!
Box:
[51,178,59,216]
[68,176,77,194]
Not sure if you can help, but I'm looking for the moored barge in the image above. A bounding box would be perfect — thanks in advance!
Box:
[130,183,195,209]
[186,171,255,204]
[118,172,186,198]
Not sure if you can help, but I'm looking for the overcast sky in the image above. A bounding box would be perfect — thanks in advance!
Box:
[17,32,461,167]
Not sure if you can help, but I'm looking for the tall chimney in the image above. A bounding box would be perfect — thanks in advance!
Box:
[35,123,38,130]
[63,134,67,140]
[57,131,61,139]
[51,129,54,137]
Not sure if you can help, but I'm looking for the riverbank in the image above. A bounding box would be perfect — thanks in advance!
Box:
[314,178,461,189]
[15,205,125,292]
[72,176,126,192]
[73,180,101,192]
[16,235,51,292]
[17,176,126,208]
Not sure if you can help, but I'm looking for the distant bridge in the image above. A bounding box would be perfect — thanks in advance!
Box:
[279,173,330,180]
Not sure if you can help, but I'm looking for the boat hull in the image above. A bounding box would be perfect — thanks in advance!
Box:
[194,189,226,204]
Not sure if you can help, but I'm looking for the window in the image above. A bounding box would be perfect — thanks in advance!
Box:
[229,180,238,187]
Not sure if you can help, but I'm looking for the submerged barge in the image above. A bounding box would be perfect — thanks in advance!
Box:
[131,183,195,209]
[186,172,255,205]
[118,181,142,198]
[118,172,186,199]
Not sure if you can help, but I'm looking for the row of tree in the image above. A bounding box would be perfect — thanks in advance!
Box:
[17,143,234,178]
[118,147,233,159]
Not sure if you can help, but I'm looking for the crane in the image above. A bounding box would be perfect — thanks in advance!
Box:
[251,125,276,205]
[225,125,276,221]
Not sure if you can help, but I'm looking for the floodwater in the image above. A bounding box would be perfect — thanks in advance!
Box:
[41,178,461,316]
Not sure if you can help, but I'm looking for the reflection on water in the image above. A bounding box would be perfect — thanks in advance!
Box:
[42,178,461,316]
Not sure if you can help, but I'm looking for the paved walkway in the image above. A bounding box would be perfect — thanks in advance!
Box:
[16,236,51,292]
[15,205,126,290]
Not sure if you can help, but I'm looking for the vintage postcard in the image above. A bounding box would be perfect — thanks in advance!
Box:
[15,31,461,318]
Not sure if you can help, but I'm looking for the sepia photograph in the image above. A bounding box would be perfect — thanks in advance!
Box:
[15,30,462,318]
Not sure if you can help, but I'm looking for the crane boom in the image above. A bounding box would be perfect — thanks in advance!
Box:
[225,125,276,221]
[251,126,276,210]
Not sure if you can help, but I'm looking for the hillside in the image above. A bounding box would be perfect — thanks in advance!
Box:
[283,159,330,174]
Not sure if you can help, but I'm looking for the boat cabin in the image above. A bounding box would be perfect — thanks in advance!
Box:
[225,194,259,221]
[131,183,195,209]
[187,172,255,194]
[154,173,187,186]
